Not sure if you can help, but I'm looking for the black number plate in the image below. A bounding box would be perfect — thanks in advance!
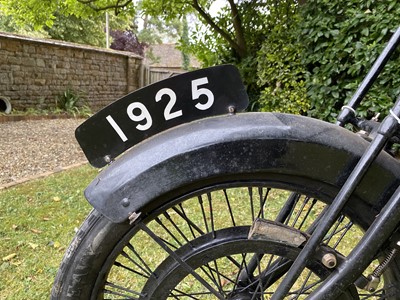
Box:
[75,65,249,167]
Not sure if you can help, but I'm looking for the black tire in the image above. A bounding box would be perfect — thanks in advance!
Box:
[51,175,400,299]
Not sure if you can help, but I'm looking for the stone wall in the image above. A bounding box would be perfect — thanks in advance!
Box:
[0,32,143,112]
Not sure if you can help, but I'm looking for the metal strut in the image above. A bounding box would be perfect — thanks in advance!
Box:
[307,186,400,299]
[336,27,400,127]
[271,100,400,299]
[270,26,400,300]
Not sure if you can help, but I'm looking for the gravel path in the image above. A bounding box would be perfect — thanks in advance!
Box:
[0,118,87,187]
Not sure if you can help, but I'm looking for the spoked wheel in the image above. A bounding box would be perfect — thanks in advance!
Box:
[52,180,398,299]
[140,226,356,299]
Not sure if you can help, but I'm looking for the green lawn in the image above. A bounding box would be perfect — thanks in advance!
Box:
[0,165,380,299]
[0,165,97,299]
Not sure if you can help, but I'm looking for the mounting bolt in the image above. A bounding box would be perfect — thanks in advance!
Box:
[228,106,236,115]
[121,198,130,207]
[104,155,112,164]
[321,253,337,269]
[365,275,380,292]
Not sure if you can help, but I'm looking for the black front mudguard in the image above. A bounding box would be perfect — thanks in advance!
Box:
[84,112,400,224]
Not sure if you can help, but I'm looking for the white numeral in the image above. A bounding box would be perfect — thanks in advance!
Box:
[155,88,183,120]
[127,102,153,131]
[192,77,214,110]
[106,115,128,142]
[106,77,215,140]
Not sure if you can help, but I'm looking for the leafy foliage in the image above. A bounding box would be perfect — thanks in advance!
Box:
[110,29,146,55]
[44,13,107,47]
[183,0,400,117]
[2,0,399,119]
[0,2,132,47]
[0,0,89,29]
[256,2,308,114]
[301,0,400,121]
[135,13,182,45]
[0,0,57,29]
[55,86,89,116]
[180,1,271,108]
[0,12,49,38]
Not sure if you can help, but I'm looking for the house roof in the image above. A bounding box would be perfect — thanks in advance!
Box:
[144,44,200,69]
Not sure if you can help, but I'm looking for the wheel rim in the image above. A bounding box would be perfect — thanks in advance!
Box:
[141,226,339,299]
[95,182,390,299]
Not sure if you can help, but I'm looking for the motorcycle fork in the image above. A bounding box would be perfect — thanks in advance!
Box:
[271,27,400,300]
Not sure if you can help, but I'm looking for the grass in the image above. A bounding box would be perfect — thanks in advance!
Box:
[0,165,97,299]
[0,166,382,299]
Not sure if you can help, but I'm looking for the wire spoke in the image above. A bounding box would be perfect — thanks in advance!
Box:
[256,187,270,219]
[104,281,144,298]
[173,204,203,238]
[163,211,193,245]
[223,189,236,226]
[207,192,216,238]
[102,185,388,299]
[198,195,210,233]
[113,260,150,279]
[138,222,225,300]
[120,243,155,278]
[154,216,184,248]
[170,288,213,298]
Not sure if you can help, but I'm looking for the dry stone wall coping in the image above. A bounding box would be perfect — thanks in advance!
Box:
[0,32,142,59]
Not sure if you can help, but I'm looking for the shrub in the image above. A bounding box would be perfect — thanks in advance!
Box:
[257,16,309,114]
[56,87,91,117]
[301,0,400,121]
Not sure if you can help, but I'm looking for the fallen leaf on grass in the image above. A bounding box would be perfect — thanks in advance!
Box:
[48,241,61,249]
[30,228,42,234]
[10,260,22,266]
[28,243,39,250]
[53,196,61,202]
[2,253,17,261]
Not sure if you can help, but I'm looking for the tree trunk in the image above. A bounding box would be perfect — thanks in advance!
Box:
[227,0,247,58]
[191,0,247,60]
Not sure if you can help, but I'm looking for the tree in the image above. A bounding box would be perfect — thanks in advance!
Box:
[0,0,268,61]
[134,13,181,45]
[0,0,134,30]
[0,12,49,38]
[44,13,108,47]
[2,0,398,119]
[73,0,253,60]
[180,16,190,70]
[64,0,275,107]
[110,29,146,55]
[256,4,309,114]
[0,0,132,47]
[0,0,189,52]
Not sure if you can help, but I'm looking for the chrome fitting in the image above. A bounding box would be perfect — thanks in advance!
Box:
[321,253,337,269]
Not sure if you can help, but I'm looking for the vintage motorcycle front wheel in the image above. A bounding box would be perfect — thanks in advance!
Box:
[51,172,400,299]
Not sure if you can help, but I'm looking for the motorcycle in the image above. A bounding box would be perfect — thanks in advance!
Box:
[51,27,400,299]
